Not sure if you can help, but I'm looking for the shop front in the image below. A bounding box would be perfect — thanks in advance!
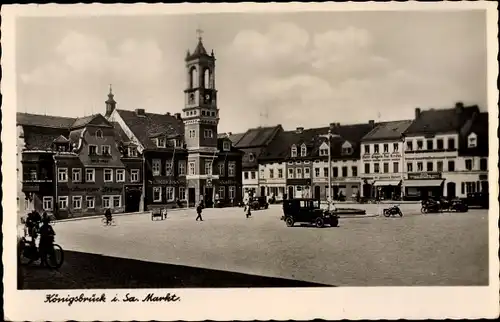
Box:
[404,172,444,201]
[217,179,242,207]
[286,178,312,199]
[373,179,402,200]
[147,177,187,210]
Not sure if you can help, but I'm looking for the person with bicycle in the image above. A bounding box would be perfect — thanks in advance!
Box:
[38,213,56,266]
[25,210,42,244]
[104,208,113,225]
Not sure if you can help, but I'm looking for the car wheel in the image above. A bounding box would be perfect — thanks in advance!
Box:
[315,217,324,228]
[421,207,427,214]
[383,209,391,217]
[285,217,294,227]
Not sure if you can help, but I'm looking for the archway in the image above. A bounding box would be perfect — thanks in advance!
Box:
[446,182,456,199]
[203,68,211,88]
[189,66,197,89]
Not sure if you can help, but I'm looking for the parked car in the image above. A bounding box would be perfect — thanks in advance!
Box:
[281,198,339,228]
[467,192,489,209]
[251,196,269,210]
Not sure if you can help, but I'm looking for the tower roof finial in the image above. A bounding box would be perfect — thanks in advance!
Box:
[109,83,113,95]
[196,27,204,42]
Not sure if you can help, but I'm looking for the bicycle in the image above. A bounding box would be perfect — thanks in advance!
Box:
[101,217,116,226]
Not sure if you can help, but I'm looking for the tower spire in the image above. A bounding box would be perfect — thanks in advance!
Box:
[105,84,117,118]
[196,28,204,42]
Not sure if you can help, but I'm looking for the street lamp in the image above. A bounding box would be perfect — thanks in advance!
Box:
[320,128,340,212]
[400,134,406,200]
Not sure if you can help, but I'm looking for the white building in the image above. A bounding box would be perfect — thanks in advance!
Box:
[258,162,286,201]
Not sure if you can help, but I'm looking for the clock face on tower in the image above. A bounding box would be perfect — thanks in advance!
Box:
[204,93,212,104]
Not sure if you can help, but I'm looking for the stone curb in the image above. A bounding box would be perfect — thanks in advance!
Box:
[338,213,380,219]
[53,207,193,223]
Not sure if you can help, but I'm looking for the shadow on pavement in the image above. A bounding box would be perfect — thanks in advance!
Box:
[19,250,331,289]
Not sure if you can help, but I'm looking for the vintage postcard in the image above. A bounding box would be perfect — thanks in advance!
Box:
[2,2,499,321]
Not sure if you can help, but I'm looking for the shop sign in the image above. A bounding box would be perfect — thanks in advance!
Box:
[286,178,312,185]
[153,179,182,185]
[22,184,40,192]
[407,172,442,180]
[372,153,382,159]
[219,180,237,185]
[60,185,123,193]
[390,152,401,158]
[89,156,111,164]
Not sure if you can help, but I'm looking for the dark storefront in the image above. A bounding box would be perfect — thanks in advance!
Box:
[404,172,444,201]
[21,152,55,215]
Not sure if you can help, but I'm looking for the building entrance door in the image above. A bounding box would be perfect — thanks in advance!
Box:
[188,188,196,207]
[314,186,321,200]
[260,186,266,197]
[125,188,141,213]
[446,182,456,199]
[205,187,214,208]
[288,186,294,200]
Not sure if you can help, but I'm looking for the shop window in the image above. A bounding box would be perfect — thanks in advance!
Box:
[229,186,236,199]
[86,196,95,209]
[153,187,162,202]
[166,187,174,201]
[112,196,121,208]
[179,187,186,200]
[72,196,82,209]
[58,196,68,209]
[43,197,53,211]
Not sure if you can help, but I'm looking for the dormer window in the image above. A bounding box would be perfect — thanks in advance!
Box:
[88,145,98,155]
[291,145,297,158]
[128,147,138,157]
[249,153,255,162]
[101,145,111,156]
[223,141,231,151]
[157,138,166,148]
[468,133,477,148]
[319,142,329,156]
[96,129,103,139]
[341,141,353,155]
[300,144,307,157]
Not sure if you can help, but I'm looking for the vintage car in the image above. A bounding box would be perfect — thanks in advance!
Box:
[250,196,269,210]
[467,192,489,209]
[281,198,339,228]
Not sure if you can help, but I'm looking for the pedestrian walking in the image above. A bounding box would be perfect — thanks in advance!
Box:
[245,201,252,218]
[195,201,203,221]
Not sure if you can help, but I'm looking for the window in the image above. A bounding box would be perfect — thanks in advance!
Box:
[57,168,68,182]
[116,169,125,182]
[319,148,328,156]
[223,141,231,151]
[407,163,413,172]
[204,129,213,138]
[72,196,82,209]
[301,144,307,157]
[43,197,53,211]
[417,162,423,172]
[178,161,186,175]
[352,166,358,177]
[364,163,370,174]
[157,138,166,147]
[29,169,37,181]
[218,186,225,199]
[229,186,236,199]
[288,168,294,178]
[393,143,399,152]
[436,139,444,150]
[102,196,111,208]
[296,168,302,179]
[58,196,68,209]
[153,187,162,202]
[437,161,443,172]
[165,161,173,175]
[166,187,174,201]
[342,147,352,155]
[374,163,380,173]
[342,166,348,177]
[251,171,256,179]
[269,169,274,179]
[189,161,196,175]
[104,169,113,182]
[416,140,423,150]
[102,145,111,155]
[291,145,297,158]
[448,138,455,150]
[218,162,225,176]
[96,129,103,138]
[324,167,329,177]
[304,168,310,178]
[448,160,455,172]
[204,161,212,175]
[465,159,473,171]
[85,168,95,182]
[383,144,389,153]
[315,168,320,177]
[278,169,283,178]
[383,163,389,173]
[468,135,477,148]
[406,141,413,151]
[374,145,379,153]
[332,167,338,177]
[179,187,186,200]
[393,162,399,173]
[364,145,370,154]
[131,169,140,182]
[480,158,488,171]
[72,168,81,182]
[89,145,98,155]
[228,162,236,177]
[244,172,249,180]
[128,147,138,157]
[152,159,161,176]
[427,162,434,172]
[189,130,196,138]
[86,196,95,209]
[112,196,121,208]
[426,140,433,150]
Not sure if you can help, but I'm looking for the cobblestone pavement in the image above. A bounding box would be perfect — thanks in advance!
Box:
[20,205,489,288]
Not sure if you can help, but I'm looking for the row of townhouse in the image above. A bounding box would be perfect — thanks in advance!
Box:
[232,102,489,202]
[17,37,244,219]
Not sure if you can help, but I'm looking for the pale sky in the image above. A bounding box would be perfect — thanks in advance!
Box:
[17,10,487,133]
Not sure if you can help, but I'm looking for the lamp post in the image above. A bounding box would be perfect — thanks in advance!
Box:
[400,134,406,200]
[321,129,340,212]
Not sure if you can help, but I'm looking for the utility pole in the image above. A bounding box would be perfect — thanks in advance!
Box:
[320,128,340,212]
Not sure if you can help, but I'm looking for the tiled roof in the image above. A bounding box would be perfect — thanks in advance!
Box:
[22,125,71,151]
[71,114,99,129]
[53,135,69,143]
[217,138,243,154]
[459,112,488,156]
[17,112,75,129]
[186,39,211,60]
[234,125,282,148]
[116,109,184,149]
[228,132,245,145]
[111,122,131,143]
[404,104,480,135]
[362,120,413,142]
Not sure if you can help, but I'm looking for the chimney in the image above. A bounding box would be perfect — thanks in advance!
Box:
[415,107,421,119]
[296,127,304,134]
[174,113,181,120]
[227,132,232,136]
[455,101,464,114]
[135,109,145,116]
[166,112,171,116]
[369,120,375,127]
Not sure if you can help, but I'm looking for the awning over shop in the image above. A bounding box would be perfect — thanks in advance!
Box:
[405,179,444,187]
[373,180,401,187]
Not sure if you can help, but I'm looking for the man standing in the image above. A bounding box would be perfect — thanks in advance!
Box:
[195,201,203,221]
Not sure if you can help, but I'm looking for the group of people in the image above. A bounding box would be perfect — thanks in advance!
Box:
[194,198,253,221]
[23,210,56,257]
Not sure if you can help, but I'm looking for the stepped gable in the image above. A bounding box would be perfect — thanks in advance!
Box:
[362,120,413,142]
[116,109,184,149]
[404,103,480,135]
